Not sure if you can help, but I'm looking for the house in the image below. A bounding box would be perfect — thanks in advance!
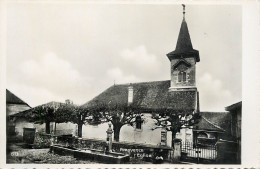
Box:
[176,111,232,145]
[6,89,31,138]
[221,101,241,163]
[225,101,241,141]
[193,112,231,146]
[11,101,77,138]
[6,89,31,116]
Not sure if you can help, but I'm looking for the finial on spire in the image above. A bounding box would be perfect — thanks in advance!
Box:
[182,4,186,20]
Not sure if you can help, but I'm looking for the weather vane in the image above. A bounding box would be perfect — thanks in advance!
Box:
[182,4,186,19]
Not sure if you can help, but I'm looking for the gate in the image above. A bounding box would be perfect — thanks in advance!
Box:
[181,142,217,164]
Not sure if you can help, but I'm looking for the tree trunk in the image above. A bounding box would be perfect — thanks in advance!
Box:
[78,123,83,138]
[54,122,57,135]
[172,130,176,148]
[113,124,122,142]
[46,121,50,134]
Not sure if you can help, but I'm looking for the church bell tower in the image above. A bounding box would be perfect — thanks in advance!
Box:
[167,5,200,92]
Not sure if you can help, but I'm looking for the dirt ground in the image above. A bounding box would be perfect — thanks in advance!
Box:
[7,142,98,164]
[6,142,153,164]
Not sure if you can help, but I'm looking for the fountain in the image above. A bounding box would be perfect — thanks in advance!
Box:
[50,124,130,164]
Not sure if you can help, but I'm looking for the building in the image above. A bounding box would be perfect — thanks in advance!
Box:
[83,5,200,146]
[12,101,77,137]
[225,101,241,141]
[6,89,31,138]
[193,112,231,145]
[6,89,31,116]
[224,101,241,163]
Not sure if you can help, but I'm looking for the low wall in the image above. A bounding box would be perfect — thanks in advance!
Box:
[50,145,130,164]
[55,136,172,162]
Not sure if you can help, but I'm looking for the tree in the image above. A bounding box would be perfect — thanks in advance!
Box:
[55,104,93,138]
[90,104,141,142]
[152,109,201,147]
[21,102,62,134]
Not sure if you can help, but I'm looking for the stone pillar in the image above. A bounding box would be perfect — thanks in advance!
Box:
[160,124,167,146]
[106,123,113,152]
[50,131,54,146]
[78,137,82,150]
[54,136,58,144]
[172,138,182,163]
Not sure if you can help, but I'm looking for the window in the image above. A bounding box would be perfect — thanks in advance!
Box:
[178,71,186,82]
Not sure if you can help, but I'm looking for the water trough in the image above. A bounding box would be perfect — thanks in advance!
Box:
[50,145,130,164]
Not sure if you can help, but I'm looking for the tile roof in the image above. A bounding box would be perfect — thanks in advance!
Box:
[6,89,30,107]
[83,80,198,113]
[194,112,231,133]
[225,101,242,111]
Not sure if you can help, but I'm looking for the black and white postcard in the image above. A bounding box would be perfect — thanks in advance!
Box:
[1,0,260,168]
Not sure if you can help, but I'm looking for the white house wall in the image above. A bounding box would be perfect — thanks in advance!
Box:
[15,118,45,136]
[81,114,172,146]
[176,128,193,143]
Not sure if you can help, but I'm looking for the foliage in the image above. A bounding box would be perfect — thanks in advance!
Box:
[153,109,201,141]
[88,103,143,141]
[33,132,52,149]
[17,102,64,123]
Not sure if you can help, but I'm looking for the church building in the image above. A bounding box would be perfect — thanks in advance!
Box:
[83,5,200,146]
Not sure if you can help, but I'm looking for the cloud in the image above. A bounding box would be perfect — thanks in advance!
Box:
[20,52,89,87]
[16,52,93,106]
[106,67,140,84]
[8,84,65,107]
[198,73,235,111]
[116,45,167,81]
[120,45,158,70]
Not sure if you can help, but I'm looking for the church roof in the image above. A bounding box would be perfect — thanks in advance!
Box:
[167,19,200,62]
[83,80,198,113]
[6,89,30,107]
[194,112,231,133]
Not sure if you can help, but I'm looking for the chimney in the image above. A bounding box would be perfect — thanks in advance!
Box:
[128,85,133,105]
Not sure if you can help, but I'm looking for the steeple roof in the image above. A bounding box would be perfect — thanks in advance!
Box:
[167,8,200,62]
[175,19,193,53]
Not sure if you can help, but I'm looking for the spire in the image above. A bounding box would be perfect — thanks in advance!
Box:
[166,4,200,62]
[182,4,185,20]
[175,16,193,53]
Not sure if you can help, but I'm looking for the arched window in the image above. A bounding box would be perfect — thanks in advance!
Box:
[183,72,186,81]
[178,71,186,82]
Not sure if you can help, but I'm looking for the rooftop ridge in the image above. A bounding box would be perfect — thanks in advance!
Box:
[200,111,229,113]
[113,80,170,86]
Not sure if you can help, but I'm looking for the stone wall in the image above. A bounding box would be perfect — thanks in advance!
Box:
[170,57,196,88]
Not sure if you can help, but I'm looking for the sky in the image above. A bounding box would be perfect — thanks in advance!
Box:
[6,3,242,111]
